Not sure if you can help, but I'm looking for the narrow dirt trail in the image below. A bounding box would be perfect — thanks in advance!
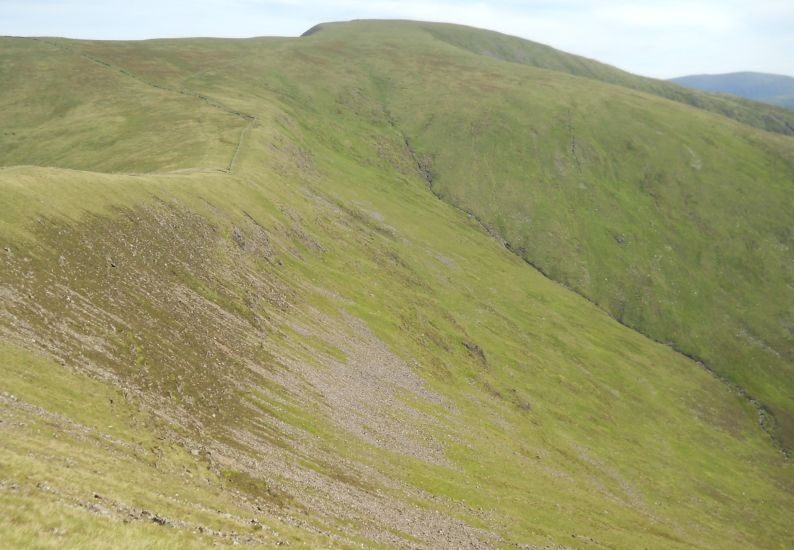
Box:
[227,114,254,173]
[31,38,256,175]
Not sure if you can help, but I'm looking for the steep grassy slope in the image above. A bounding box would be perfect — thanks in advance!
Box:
[266,20,794,450]
[671,72,794,110]
[1,21,793,549]
[415,22,794,135]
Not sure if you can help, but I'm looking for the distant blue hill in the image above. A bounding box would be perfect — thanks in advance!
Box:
[670,72,794,110]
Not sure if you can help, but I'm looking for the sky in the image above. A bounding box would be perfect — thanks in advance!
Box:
[1,0,792,79]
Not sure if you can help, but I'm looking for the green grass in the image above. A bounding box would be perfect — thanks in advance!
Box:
[0,343,332,548]
[274,20,794,449]
[1,19,793,549]
[0,37,245,173]
[417,21,794,135]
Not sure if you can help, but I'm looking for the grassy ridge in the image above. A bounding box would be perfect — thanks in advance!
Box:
[417,21,794,135]
[1,20,793,548]
[0,37,246,173]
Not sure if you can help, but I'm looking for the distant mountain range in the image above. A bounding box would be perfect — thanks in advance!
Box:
[670,71,794,109]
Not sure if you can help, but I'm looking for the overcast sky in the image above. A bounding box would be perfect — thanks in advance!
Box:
[1,0,792,78]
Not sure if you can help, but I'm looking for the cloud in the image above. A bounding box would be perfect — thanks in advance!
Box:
[594,2,736,32]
